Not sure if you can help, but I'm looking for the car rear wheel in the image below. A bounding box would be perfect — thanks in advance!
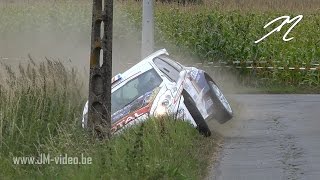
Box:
[182,90,211,137]
[207,80,233,124]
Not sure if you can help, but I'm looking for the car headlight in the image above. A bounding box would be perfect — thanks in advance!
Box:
[161,98,170,107]
[154,94,172,117]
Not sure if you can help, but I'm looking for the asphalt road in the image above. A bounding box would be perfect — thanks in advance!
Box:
[207,94,320,180]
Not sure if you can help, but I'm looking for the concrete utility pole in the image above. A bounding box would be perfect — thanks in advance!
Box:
[141,0,154,59]
[88,0,113,139]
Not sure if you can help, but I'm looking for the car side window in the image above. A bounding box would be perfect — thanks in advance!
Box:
[153,57,181,82]
[160,56,184,72]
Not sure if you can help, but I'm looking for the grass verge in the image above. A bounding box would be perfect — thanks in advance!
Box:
[0,60,217,179]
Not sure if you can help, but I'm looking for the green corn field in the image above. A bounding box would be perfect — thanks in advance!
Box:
[1,0,319,90]
[123,1,320,90]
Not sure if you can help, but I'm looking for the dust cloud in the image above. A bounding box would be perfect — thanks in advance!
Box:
[0,1,141,76]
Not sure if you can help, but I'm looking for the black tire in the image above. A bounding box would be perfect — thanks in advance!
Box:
[182,90,211,137]
[206,77,233,124]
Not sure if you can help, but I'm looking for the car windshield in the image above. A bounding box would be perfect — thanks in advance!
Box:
[111,69,162,114]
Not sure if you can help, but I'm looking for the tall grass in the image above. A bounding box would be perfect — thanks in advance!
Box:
[0,58,85,176]
[0,60,217,179]
[0,57,84,154]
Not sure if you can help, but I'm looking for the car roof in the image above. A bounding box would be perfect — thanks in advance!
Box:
[112,49,169,89]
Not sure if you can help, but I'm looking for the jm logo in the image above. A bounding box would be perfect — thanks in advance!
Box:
[255,15,303,43]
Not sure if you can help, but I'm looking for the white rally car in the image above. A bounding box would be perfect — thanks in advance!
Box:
[82,49,233,136]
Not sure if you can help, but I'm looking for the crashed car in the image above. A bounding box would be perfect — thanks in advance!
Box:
[82,49,233,136]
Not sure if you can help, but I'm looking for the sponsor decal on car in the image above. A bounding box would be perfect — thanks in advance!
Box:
[111,105,151,133]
